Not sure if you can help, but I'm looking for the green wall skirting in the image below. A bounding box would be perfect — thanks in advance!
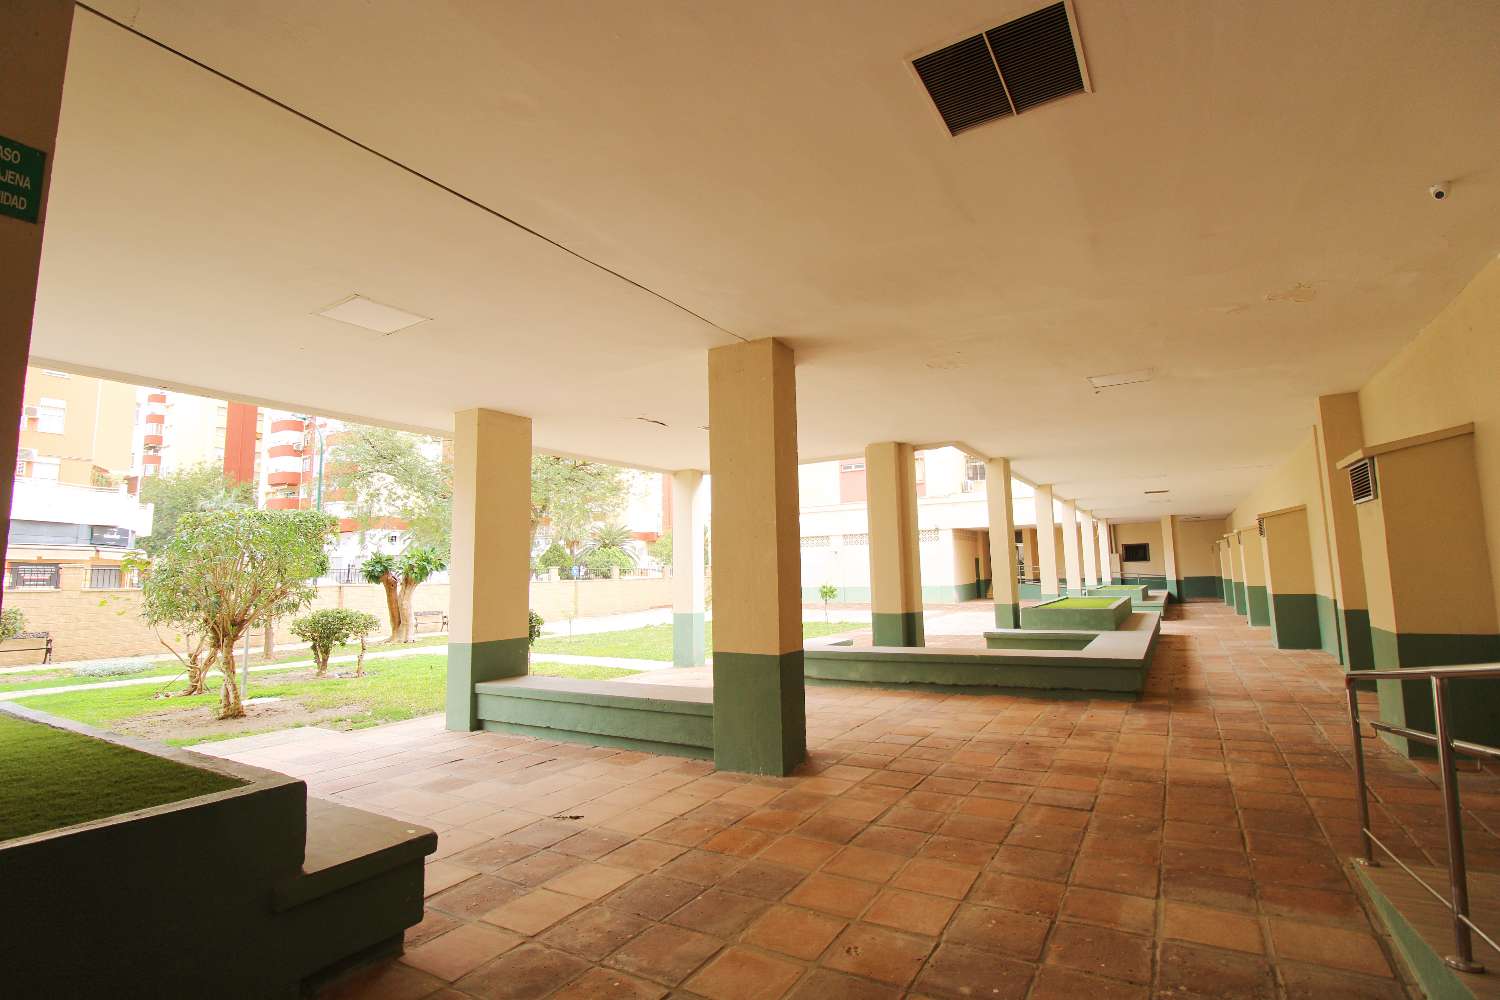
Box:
[672,612,705,667]
[1315,594,1344,662]
[447,637,528,731]
[872,611,924,647]
[1178,576,1221,600]
[1342,608,1374,670]
[1372,628,1500,756]
[994,603,1020,629]
[1233,581,1248,616]
[713,650,806,776]
[1245,584,1270,627]
[1268,593,1322,649]
[1221,578,1234,606]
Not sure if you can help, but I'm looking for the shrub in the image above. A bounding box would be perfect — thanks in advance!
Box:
[583,546,634,579]
[528,610,544,645]
[0,607,25,642]
[75,658,155,678]
[290,608,381,676]
[537,543,573,577]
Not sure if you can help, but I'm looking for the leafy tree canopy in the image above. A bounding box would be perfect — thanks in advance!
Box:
[327,426,452,558]
[531,457,628,553]
[137,462,253,555]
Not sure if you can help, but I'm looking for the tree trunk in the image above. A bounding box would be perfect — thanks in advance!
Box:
[380,572,402,643]
[355,635,367,677]
[184,645,216,696]
[397,582,417,643]
[262,617,275,661]
[218,641,245,719]
[314,643,329,676]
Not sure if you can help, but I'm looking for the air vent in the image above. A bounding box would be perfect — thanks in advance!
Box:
[1257,517,1265,537]
[1348,458,1378,505]
[913,2,1087,137]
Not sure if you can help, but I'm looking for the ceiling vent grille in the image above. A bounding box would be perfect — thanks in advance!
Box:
[1348,458,1378,505]
[913,2,1087,136]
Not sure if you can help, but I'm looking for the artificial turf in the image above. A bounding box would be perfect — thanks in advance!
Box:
[1047,597,1120,608]
[0,714,241,842]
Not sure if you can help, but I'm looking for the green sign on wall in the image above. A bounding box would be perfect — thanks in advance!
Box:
[0,134,46,224]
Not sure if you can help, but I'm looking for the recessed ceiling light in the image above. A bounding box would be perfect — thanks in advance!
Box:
[316,294,429,335]
[1086,368,1155,391]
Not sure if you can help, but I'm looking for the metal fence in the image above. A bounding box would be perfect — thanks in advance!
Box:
[6,564,60,590]
[1346,663,1500,972]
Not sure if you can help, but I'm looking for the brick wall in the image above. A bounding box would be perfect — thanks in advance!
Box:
[0,567,672,662]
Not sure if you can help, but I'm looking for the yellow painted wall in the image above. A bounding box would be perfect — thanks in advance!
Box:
[1173,518,1229,578]
[1230,432,1335,600]
[1112,521,1164,575]
[19,368,136,485]
[1357,257,1500,623]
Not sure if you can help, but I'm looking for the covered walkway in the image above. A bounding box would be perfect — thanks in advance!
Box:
[200,602,1490,999]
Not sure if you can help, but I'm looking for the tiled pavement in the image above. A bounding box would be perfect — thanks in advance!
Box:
[203,601,1500,999]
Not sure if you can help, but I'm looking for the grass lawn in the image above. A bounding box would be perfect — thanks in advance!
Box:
[532,620,864,660]
[13,655,642,746]
[0,714,241,841]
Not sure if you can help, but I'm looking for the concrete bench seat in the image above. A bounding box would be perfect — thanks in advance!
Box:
[805,613,1160,693]
[474,675,713,759]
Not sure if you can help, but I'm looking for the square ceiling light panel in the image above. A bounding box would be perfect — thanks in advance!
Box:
[316,294,430,335]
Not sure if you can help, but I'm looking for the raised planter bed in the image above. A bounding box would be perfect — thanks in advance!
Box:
[1022,596,1132,630]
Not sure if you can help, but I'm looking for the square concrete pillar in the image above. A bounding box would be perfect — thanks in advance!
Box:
[1259,506,1323,649]
[1036,486,1060,597]
[1316,393,1373,669]
[709,339,805,775]
[1097,520,1113,585]
[985,458,1020,628]
[671,470,707,666]
[447,409,533,731]
[1060,500,1083,594]
[1160,515,1179,600]
[1225,535,1247,613]
[1080,511,1100,588]
[1340,425,1500,753]
[865,441,924,646]
[1219,539,1235,606]
[0,1,72,576]
[1238,526,1270,626]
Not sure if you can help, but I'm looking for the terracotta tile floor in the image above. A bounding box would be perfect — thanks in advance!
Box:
[201,601,1500,998]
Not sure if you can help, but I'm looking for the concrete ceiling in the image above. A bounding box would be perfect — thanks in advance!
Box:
[31,1,1500,519]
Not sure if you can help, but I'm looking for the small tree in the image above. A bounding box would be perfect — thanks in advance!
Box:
[647,531,672,569]
[819,584,838,623]
[290,609,380,677]
[0,606,26,641]
[140,509,334,718]
[529,610,545,646]
[360,546,448,643]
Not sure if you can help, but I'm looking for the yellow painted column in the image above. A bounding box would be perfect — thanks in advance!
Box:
[1035,486,1060,596]
[447,409,534,730]
[1023,527,1039,583]
[986,458,1021,627]
[671,470,707,666]
[1316,393,1372,668]
[1060,500,1083,595]
[1160,515,1179,600]
[0,0,72,579]
[1097,519,1114,585]
[1080,511,1100,588]
[1260,506,1323,648]
[1219,539,1235,606]
[1238,526,1270,626]
[865,441,924,646]
[709,338,805,775]
[1226,533,1247,615]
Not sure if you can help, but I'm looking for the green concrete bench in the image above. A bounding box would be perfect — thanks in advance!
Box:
[474,675,713,759]
[1022,596,1132,630]
[804,613,1160,693]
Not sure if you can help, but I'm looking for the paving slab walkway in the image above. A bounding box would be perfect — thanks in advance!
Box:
[194,602,1493,1000]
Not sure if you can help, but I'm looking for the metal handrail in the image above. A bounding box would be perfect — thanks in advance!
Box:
[1346,663,1500,973]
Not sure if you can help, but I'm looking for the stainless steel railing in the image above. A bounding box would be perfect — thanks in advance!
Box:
[1347,663,1500,973]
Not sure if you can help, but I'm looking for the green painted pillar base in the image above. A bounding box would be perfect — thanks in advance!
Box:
[1341,609,1374,670]
[994,603,1019,629]
[673,612,706,667]
[447,638,529,731]
[1372,628,1500,757]
[1167,578,1180,601]
[1233,582,1248,616]
[1222,579,1234,606]
[871,611,924,647]
[1246,585,1270,627]
[1268,594,1323,649]
[712,651,806,775]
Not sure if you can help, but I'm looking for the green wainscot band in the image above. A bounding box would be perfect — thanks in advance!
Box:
[712,650,806,776]
[446,636,529,730]
[1371,628,1500,756]
[994,602,1020,629]
[1246,585,1270,627]
[673,611,706,667]
[872,610,925,647]
[1268,593,1323,649]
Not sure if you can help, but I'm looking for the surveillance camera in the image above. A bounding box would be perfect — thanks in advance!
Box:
[1430,182,1450,201]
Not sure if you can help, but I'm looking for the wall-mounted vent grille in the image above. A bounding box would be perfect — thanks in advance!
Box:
[1348,458,1378,505]
[1257,517,1266,537]
[913,1,1086,137]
